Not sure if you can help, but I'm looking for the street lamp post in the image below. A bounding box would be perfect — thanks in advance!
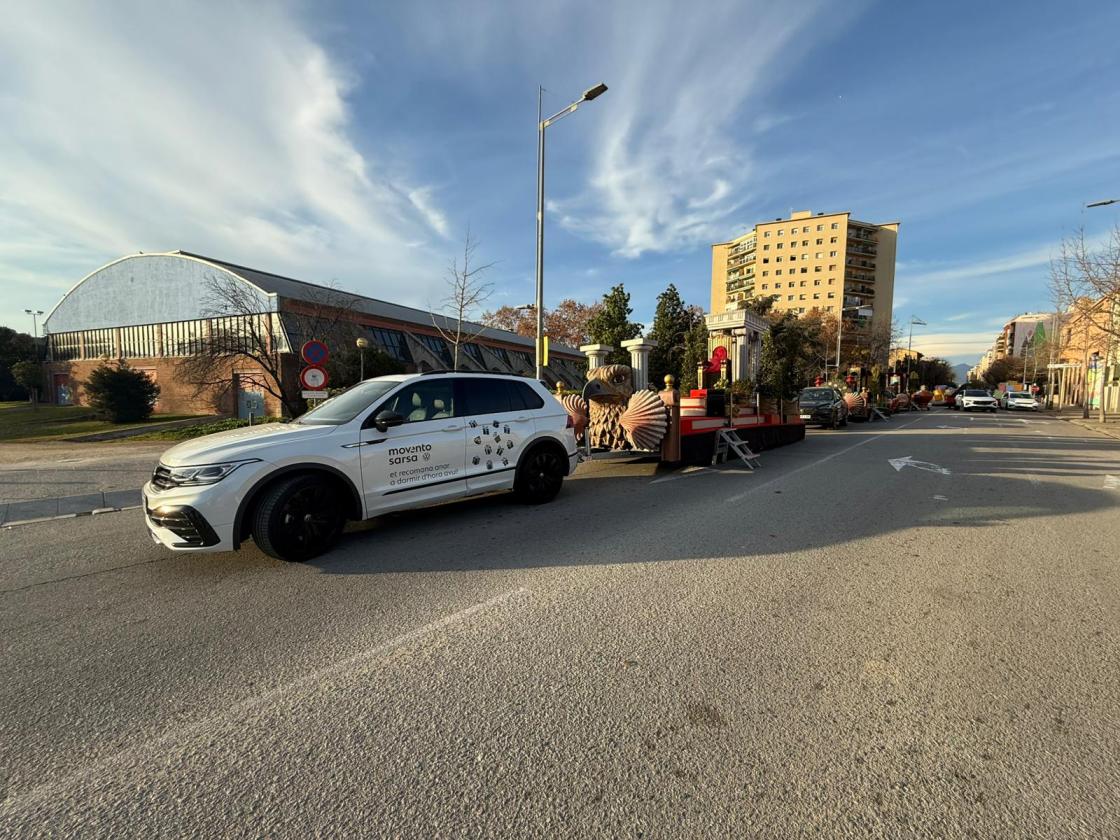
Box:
[535,82,607,380]
[24,309,43,338]
[355,337,369,382]
[906,316,927,393]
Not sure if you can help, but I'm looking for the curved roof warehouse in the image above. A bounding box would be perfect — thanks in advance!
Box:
[42,251,586,416]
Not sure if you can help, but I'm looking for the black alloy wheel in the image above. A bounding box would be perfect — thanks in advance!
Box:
[253,475,345,562]
[514,446,566,504]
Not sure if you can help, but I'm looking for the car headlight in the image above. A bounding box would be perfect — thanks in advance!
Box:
[163,459,260,486]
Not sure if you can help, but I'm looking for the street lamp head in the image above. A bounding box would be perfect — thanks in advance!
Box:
[582,83,608,102]
[910,317,927,326]
[1086,199,1118,208]
[355,337,369,349]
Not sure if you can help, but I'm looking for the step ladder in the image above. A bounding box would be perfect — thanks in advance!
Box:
[712,429,761,470]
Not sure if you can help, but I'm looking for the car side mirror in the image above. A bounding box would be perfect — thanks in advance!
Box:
[372,410,404,433]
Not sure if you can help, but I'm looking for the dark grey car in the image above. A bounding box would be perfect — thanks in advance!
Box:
[798,387,849,429]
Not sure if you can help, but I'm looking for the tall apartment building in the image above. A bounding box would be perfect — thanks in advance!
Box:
[710,210,899,339]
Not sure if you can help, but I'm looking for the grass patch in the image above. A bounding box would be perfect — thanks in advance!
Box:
[0,402,202,442]
[129,416,286,441]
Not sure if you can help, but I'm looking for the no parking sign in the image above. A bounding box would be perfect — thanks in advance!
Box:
[301,340,330,366]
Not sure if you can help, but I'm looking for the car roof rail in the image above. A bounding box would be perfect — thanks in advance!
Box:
[419,369,527,377]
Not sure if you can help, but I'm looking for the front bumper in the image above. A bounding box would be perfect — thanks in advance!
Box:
[143,481,240,553]
[799,405,834,424]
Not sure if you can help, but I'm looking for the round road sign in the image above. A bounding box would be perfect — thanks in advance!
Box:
[301,339,330,366]
[300,365,329,390]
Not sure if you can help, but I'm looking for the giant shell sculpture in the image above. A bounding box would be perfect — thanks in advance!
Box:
[619,389,669,451]
[561,394,589,441]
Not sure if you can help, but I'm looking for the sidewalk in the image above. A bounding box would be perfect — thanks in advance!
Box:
[0,440,164,526]
[1050,412,1120,442]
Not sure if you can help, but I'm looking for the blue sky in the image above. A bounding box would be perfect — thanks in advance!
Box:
[2,0,1118,365]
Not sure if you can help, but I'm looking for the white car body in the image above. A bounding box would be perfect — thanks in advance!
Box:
[1001,391,1038,411]
[958,390,998,412]
[142,373,579,557]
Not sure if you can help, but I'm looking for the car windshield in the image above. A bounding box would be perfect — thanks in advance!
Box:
[964,390,989,396]
[295,380,401,425]
[800,388,833,400]
[1010,393,1032,399]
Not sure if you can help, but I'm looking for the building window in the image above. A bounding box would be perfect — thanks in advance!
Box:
[814,279,821,286]
[799,294,806,300]
[762,244,770,251]
[828,292,836,298]
[776,257,783,263]
[788,254,795,261]
[775,270,782,275]
[416,333,453,367]
[801,267,808,273]
[831,222,839,229]
[801,239,809,246]
[787,295,794,301]
[817,224,824,231]
[830,251,837,257]
[777,229,784,236]
[813,293,820,299]
[816,238,823,245]
[830,236,838,243]
[815,266,822,273]
[829,264,836,271]
[763,231,770,238]
[798,307,806,313]
[368,327,413,363]
[761,284,769,290]
[762,270,769,276]
[762,258,769,264]
[776,242,783,249]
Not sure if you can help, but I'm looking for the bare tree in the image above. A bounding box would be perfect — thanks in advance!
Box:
[431,228,495,370]
[1049,225,1120,418]
[176,273,360,417]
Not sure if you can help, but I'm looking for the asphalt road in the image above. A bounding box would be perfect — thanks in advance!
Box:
[2,412,1119,838]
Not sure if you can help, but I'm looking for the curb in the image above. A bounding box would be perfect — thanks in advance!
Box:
[1053,416,1120,442]
[0,489,142,527]
[0,504,142,530]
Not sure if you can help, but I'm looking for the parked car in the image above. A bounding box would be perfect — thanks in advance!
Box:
[798,387,849,428]
[958,389,998,413]
[143,372,580,561]
[1000,391,1039,411]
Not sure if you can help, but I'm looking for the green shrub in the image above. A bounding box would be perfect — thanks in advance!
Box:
[83,361,160,422]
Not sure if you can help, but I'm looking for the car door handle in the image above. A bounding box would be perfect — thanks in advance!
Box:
[442,425,463,432]
[515,416,529,422]
[341,439,385,448]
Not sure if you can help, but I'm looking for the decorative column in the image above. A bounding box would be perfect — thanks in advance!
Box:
[621,337,657,390]
[579,343,615,372]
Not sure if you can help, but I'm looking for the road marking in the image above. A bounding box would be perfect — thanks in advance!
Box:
[932,494,948,501]
[1106,475,1120,490]
[725,414,927,503]
[0,587,529,817]
[889,456,951,475]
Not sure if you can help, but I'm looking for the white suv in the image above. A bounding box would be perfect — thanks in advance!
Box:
[143,372,579,561]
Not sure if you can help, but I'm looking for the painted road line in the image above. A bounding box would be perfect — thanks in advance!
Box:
[725,414,928,503]
[0,586,531,818]
[933,495,948,501]
[888,456,951,475]
[1106,475,1120,490]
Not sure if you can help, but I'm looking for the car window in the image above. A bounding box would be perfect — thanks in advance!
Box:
[964,390,988,396]
[296,380,399,425]
[380,379,456,423]
[509,380,545,410]
[800,388,834,400]
[462,378,512,415]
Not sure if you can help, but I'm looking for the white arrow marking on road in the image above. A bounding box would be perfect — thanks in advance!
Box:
[1105,475,1120,490]
[889,456,951,475]
[932,494,948,500]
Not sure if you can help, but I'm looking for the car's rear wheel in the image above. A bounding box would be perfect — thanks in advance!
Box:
[252,475,345,562]
[513,445,566,504]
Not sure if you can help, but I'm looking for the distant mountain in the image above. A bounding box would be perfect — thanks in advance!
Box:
[952,364,971,384]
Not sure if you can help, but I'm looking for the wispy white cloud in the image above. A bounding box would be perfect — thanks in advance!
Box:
[0,1,449,327]
[548,0,854,258]
[910,331,996,360]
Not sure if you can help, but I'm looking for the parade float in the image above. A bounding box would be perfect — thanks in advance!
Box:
[564,322,806,467]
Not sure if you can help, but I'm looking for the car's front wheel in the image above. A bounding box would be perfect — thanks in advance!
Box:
[252,475,346,562]
[513,444,567,504]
